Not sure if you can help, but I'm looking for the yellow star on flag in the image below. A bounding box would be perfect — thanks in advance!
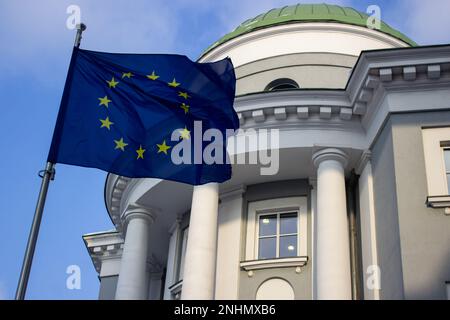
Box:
[147,71,159,80]
[178,91,190,99]
[98,95,111,108]
[114,137,128,151]
[122,72,133,79]
[180,127,190,140]
[168,78,180,87]
[106,77,119,88]
[180,103,189,114]
[136,145,146,159]
[157,140,171,155]
[99,117,114,130]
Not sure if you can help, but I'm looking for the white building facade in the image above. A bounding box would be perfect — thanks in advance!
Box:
[83,4,450,300]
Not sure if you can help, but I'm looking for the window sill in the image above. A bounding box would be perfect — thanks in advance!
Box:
[240,256,308,271]
[168,280,182,295]
[426,195,450,215]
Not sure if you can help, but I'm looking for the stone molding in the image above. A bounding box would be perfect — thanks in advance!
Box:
[312,148,349,168]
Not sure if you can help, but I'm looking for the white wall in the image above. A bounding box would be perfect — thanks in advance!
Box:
[200,23,408,66]
[215,192,244,299]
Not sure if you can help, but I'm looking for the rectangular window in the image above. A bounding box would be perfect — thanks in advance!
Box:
[178,227,188,281]
[257,212,298,259]
[444,148,450,194]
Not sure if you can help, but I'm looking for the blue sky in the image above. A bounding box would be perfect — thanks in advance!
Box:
[0,0,449,300]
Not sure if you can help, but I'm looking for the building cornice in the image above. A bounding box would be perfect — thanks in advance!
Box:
[105,175,131,232]
[83,231,163,275]
[83,231,124,274]
[348,45,450,115]
[233,45,450,130]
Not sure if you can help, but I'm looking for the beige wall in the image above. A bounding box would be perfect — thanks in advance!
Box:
[235,52,356,94]
[371,112,450,299]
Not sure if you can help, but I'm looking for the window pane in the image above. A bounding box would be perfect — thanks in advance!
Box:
[258,237,277,259]
[445,150,450,172]
[271,84,297,91]
[279,235,298,257]
[447,174,450,194]
[280,212,297,235]
[259,215,277,236]
[178,227,188,280]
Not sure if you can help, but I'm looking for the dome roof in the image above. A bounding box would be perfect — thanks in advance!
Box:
[203,3,416,55]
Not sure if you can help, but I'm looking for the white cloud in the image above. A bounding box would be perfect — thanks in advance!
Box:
[3,0,446,89]
[3,0,383,93]
[211,0,352,37]
[0,0,179,87]
[78,0,178,53]
[399,0,450,45]
[3,0,179,52]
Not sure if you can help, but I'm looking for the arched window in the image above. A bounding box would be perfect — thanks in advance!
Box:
[265,78,299,91]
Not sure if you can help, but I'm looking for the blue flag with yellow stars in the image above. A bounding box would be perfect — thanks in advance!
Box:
[47,48,239,185]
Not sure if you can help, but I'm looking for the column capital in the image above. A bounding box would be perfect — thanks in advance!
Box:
[355,150,372,175]
[121,203,157,226]
[168,214,183,235]
[220,184,246,202]
[312,148,349,168]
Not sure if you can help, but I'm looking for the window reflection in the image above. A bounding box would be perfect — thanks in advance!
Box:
[280,235,297,257]
[259,215,277,236]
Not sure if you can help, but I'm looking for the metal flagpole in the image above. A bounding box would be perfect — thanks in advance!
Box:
[15,162,55,300]
[15,23,86,300]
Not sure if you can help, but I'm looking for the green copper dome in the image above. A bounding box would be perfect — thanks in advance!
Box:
[203,3,417,55]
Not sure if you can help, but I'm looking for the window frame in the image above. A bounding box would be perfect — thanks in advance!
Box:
[256,211,300,259]
[443,147,450,194]
[176,226,189,281]
[421,127,450,196]
[245,197,308,261]
[265,78,299,92]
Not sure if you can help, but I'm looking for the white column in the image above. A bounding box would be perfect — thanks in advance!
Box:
[312,148,352,300]
[115,205,155,300]
[215,186,245,299]
[309,178,317,300]
[357,155,381,300]
[181,182,219,300]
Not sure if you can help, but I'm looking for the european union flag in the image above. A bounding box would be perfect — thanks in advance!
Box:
[48,48,239,185]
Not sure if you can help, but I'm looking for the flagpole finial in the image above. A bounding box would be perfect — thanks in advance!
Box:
[77,23,87,31]
[74,23,87,48]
